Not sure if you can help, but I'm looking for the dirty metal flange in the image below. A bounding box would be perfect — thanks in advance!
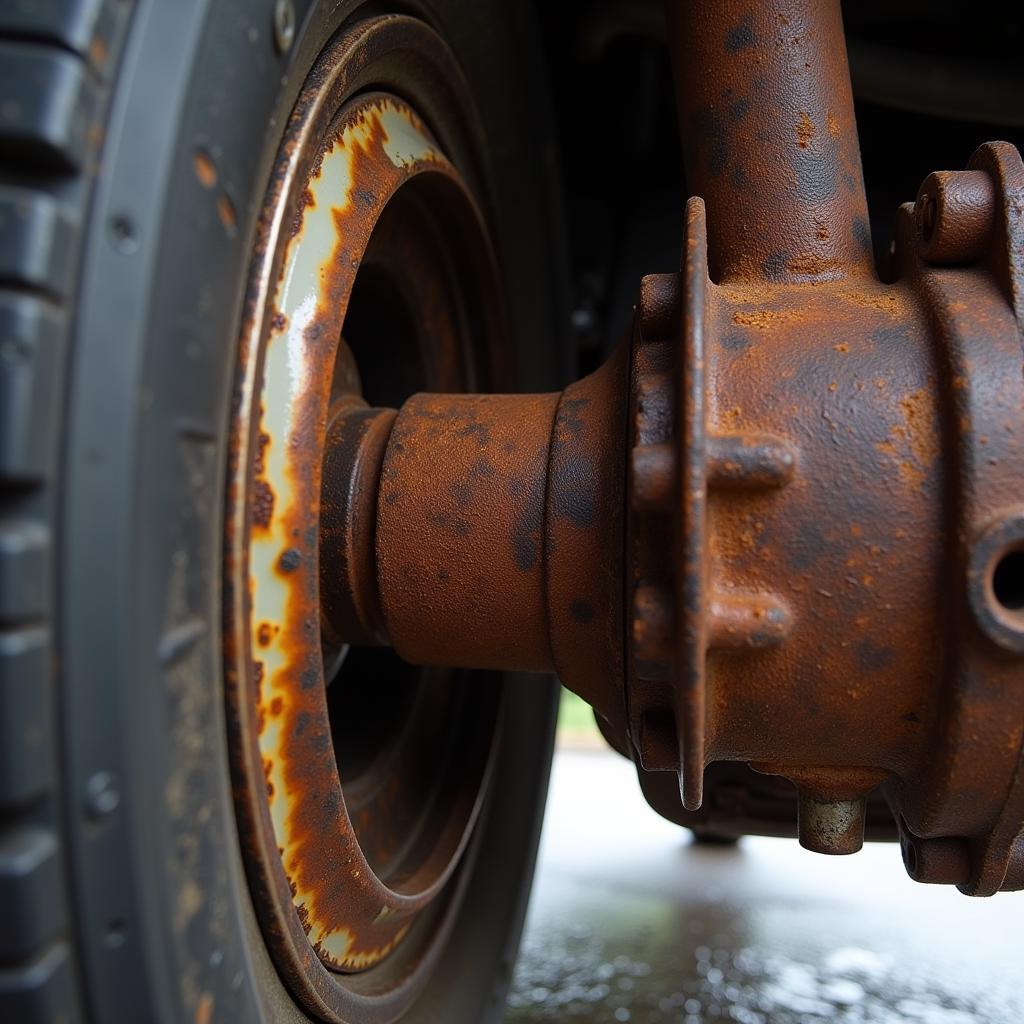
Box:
[224,15,516,1022]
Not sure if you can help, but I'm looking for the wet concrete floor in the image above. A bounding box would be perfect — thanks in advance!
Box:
[506,749,1024,1023]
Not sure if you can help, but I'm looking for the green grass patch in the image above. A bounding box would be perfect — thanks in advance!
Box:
[557,687,601,740]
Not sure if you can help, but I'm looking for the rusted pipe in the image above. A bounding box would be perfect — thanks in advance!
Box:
[666,0,873,282]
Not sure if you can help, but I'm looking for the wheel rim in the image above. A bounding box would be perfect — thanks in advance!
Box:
[224,18,508,1022]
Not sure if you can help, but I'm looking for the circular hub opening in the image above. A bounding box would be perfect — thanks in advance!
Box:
[223,18,511,1021]
[968,515,1024,653]
[992,548,1024,614]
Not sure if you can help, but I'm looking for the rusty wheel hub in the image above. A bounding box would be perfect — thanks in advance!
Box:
[225,17,515,1021]
[318,0,1024,898]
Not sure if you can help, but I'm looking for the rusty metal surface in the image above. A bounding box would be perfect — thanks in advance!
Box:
[314,0,1024,899]
[367,345,631,739]
[320,400,396,650]
[666,0,871,285]
[243,87,472,973]
[223,15,517,1023]
[377,391,560,672]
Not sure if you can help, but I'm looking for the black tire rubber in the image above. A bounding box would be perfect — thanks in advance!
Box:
[0,2,567,1021]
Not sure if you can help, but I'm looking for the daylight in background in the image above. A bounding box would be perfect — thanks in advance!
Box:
[506,690,1024,1024]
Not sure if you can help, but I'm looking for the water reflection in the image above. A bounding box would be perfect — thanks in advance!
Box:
[506,751,1024,1023]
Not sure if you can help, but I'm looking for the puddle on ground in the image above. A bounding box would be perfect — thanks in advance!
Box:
[507,881,1019,1022]
[505,752,1024,1024]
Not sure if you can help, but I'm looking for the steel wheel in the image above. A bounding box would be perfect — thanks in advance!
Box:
[225,23,523,1019]
[8,2,565,1022]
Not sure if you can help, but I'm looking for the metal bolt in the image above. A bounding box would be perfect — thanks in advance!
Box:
[273,0,295,55]
[797,790,866,855]
[914,169,995,264]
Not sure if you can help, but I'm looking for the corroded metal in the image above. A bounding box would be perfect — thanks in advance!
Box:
[224,16,513,1023]
[666,0,871,285]
[317,0,1024,897]
[246,88,467,971]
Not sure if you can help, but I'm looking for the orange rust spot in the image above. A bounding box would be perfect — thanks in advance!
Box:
[834,343,849,354]
[193,149,217,188]
[786,253,842,276]
[718,405,745,429]
[195,993,213,1024]
[270,696,283,716]
[826,111,841,137]
[876,419,931,490]
[217,192,237,233]
[840,289,902,315]
[89,35,108,66]
[828,381,838,392]
[257,621,273,646]
[731,309,798,329]
[796,111,815,149]
[850,523,863,538]
[900,386,938,481]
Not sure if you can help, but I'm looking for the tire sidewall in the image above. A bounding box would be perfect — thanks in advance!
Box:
[62,2,564,1022]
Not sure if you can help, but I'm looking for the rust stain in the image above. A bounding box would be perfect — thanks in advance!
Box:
[229,86,497,983]
[192,149,217,188]
[796,110,815,149]
[194,994,213,1024]
[840,289,903,315]
[731,308,798,328]
[217,192,237,233]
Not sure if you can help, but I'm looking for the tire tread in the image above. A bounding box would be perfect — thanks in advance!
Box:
[0,2,130,1020]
